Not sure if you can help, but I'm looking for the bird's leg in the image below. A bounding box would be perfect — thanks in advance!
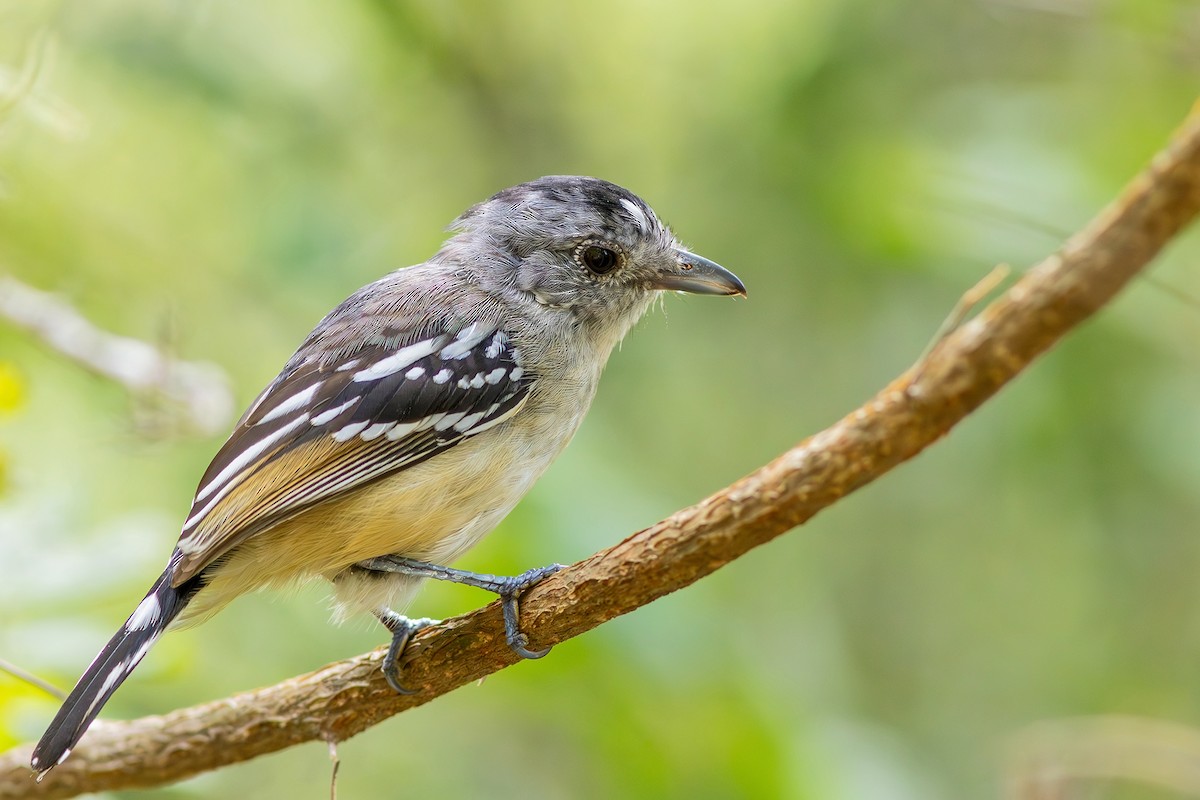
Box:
[360,556,564,660]
[373,609,439,695]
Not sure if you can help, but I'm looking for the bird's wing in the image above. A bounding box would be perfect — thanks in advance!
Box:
[170,320,531,585]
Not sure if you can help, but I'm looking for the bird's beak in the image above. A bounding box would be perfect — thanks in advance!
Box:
[651,249,747,296]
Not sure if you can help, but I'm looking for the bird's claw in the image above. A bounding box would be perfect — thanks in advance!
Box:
[376,612,438,695]
[367,559,565,685]
[498,563,564,660]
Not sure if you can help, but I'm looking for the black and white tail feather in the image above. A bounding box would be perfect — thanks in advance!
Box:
[30,571,201,778]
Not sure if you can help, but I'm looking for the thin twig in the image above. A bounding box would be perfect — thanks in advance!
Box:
[919,262,1012,359]
[1007,716,1200,798]
[0,275,234,435]
[0,659,63,701]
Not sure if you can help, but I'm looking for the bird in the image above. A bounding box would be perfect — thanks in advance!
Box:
[30,175,745,777]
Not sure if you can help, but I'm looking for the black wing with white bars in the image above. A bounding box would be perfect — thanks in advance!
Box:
[173,321,532,579]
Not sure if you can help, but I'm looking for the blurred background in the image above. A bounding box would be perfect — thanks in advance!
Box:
[1,1,1199,797]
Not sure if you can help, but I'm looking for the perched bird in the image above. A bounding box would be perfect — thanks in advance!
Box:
[31,175,745,776]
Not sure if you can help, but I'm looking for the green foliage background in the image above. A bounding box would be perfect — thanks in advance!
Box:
[1,2,1199,797]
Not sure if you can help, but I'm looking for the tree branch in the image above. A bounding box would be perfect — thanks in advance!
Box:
[5,104,1200,798]
[1007,715,1200,797]
[0,274,234,436]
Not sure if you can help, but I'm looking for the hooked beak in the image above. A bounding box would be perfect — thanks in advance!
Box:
[651,249,747,297]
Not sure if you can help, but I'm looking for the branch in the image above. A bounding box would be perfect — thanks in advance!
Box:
[0,274,235,435]
[1007,715,1200,797]
[5,104,1200,798]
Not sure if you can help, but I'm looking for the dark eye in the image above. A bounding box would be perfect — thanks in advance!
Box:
[579,244,620,275]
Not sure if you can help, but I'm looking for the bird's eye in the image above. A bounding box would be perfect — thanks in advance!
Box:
[577,243,621,276]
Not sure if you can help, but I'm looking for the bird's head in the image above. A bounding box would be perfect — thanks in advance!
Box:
[441,175,745,349]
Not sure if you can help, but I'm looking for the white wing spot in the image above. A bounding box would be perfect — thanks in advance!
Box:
[466,396,528,435]
[423,413,446,430]
[332,420,370,442]
[359,422,395,441]
[454,411,486,432]
[335,359,362,372]
[484,368,506,385]
[469,374,485,389]
[257,384,318,424]
[128,593,161,631]
[510,367,524,382]
[485,333,504,359]
[434,412,465,431]
[353,339,442,382]
[433,368,452,384]
[192,414,310,506]
[311,398,358,426]
[440,324,495,360]
[405,366,426,380]
[385,421,420,441]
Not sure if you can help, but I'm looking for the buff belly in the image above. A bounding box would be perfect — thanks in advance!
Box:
[176,418,567,627]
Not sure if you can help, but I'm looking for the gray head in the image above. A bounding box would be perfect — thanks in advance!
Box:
[440,176,744,348]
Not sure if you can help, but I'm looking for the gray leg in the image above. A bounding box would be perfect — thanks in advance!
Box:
[360,556,564,660]
[373,609,439,694]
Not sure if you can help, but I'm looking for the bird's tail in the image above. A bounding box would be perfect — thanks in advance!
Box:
[31,569,200,778]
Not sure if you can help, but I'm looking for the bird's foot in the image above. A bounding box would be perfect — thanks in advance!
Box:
[362,556,564,663]
[374,610,439,694]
